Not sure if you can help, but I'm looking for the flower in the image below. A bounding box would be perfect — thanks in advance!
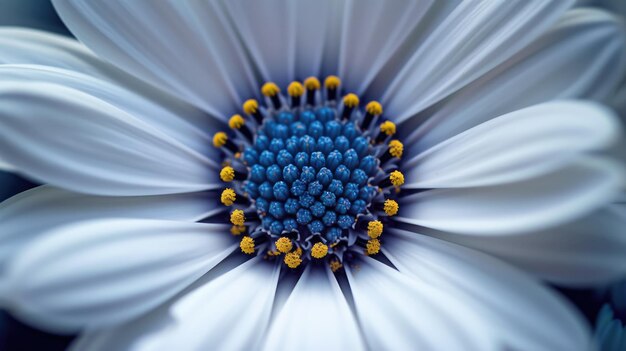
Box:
[0,1,625,350]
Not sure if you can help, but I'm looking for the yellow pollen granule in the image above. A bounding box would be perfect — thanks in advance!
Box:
[275,237,293,253]
[366,238,381,255]
[330,259,343,272]
[388,140,403,158]
[389,170,405,187]
[367,220,383,239]
[324,75,341,89]
[212,132,228,147]
[220,166,235,182]
[366,101,383,115]
[220,188,237,206]
[230,225,246,236]
[287,81,304,97]
[240,236,255,254]
[383,199,399,216]
[380,121,396,136]
[228,114,245,129]
[304,77,321,90]
[230,209,245,226]
[243,99,258,114]
[311,243,329,259]
[284,251,302,268]
[261,82,280,96]
[343,93,359,108]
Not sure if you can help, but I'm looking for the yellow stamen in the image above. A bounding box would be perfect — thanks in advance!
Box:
[343,93,359,108]
[220,188,237,206]
[330,259,343,272]
[389,170,405,187]
[261,82,280,97]
[366,238,381,255]
[380,121,396,136]
[388,140,403,158]
[243,99,258,114]
[230,209,245,226]
[230,225,246,236]
[383,199,399,216]
[229,114,245,129]
[212,132,228,147]
[324,75,341,89]
[220,166,235,182]
[287,81,304,97]
[366,101,383,115]
[367,220,383,239]
[304,77,321,90]
[275,237,293,254]
[240,236,255,254]
[311,243,329,259]
[284,251,302,268]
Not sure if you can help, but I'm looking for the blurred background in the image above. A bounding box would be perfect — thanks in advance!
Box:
[0,0,624,350]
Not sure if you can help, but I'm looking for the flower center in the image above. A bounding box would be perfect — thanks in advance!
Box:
[213,76,404,270]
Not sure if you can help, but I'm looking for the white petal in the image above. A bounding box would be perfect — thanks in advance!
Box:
[1,219,235,332]
[52,0,257,119]
[136,258,280,350]
[434,204,626,287]
[396,157,623,235]
[384,0,573,122]
[383,228,591,350]
[0,159,14,172]
[345,256,495,350]
[0,185,223,272]
[404,101,620,188]
[403,8,626,152]
[262,265,365,351]
[0,81,217,196]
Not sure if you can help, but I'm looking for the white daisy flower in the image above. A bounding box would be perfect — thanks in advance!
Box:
[0,1,625,350]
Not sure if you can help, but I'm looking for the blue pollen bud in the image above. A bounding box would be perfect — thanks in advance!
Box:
[328,179,344,195]
[290,180,306,197]
[262,216,275,229]
[352,137,369,157]
[269,138,285,153]
[317,136,333,155]
[325,227,342,242]
[264,121,277,137]
[259,181,273,199]
[299,194,315,208]
[308,220,324,234]
[297,208,313,224]
[244,181,259,198]
[283,218,297,232]
[359,155,377,176]
[334,165,351,183]
[290,122,307,137]
[286,136,299,154]
[325,121,341,139]
[335,197,351,214]
[321,191,336,207]
[255,197,269,213]
[300,110,316,125]
[342,123,359,141]
[343,149,359,170]
[269,201,286,219]
[359,186,376,201]
[310,151,326,170]
[266,164,282,183]
[316,167,333,186]
[351,169,368,186]
[273,181,289,201]
[255,134,270,151]
[295,152,309,168]
[299,135,316,153]
[307,181,323,197]
[308,121,324,139]
[350,199,367,215]
[260,150,275,167]
[277,150,293,167]
[322,211,337,226]
[316,107,335,122]
[326,150,343,171]
[300,166,316,183]
[311,202,326,217]
[275,124,289,139]
[277,111,295,124]
[250,164,266,183]
[344,183,359,201]
[243,148,259,164]
[285,198,300,214]
[335,136,350,153]
[270,220,284,235]
[283,164,300,183]
[337,215,353,229]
